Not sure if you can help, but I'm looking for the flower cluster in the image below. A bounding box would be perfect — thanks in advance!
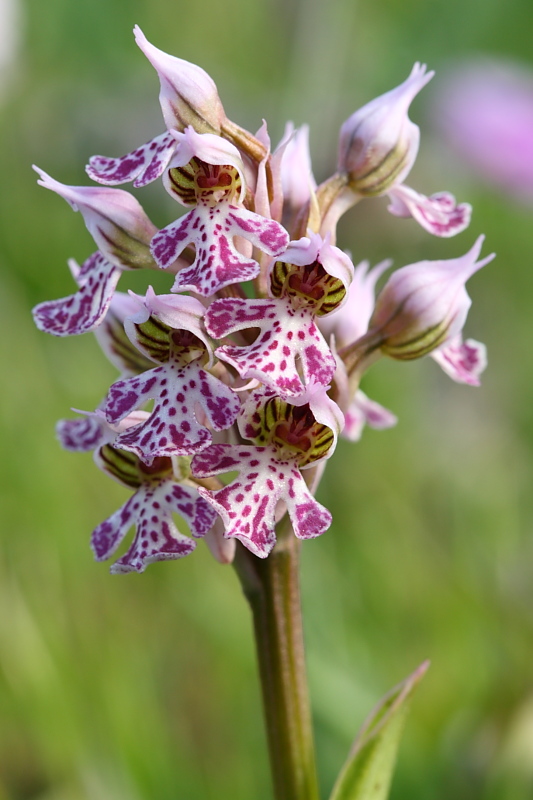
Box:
[34,28,493,571]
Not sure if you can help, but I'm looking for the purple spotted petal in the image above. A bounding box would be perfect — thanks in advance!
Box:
[388,184,471,237]
[206,297,335,396]
[164,482,217,538]
[431,335,487,385]
[91,478,197,574]
[32,253,121,336]
[106,358,240,464]
[192,444,332,558]
[87,132,177,187]
[56,414,108,452]
[150,202,289,296]
[224,205,289,255]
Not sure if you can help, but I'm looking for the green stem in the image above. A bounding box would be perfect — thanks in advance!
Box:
[234,523,320,800]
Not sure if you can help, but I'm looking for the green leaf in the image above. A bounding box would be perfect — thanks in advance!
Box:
[328,660,429,800]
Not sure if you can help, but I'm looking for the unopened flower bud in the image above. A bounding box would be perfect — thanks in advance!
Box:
[338,63,433,196]
[33,167,158,270]
[368,236,494,360]
[134,26,226,135]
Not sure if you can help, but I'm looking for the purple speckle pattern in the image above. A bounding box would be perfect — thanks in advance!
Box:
[206,297,336,397]
[32,252,121,336]
[192,444,332,558]
[87,132,177,188]
[150,201,289,297]
[91,478,215,574]
[432,336,486,385]
[105,353,240,464]
[56,415,106,452]
[389,188,472,238]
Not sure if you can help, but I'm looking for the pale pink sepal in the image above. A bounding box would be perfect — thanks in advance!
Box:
[280,232,354,295]
[33,167,157,269]
[280,123,317,212]
[124,286,213,365]
[281,379,345,460]
[388,184,472,237]
[93,291,154,376]
[370,235,495,351]
[133,26,226,134]
[204,518,236,564]
[252,121,272,220]
[32,252,121,336]
[431,335,487,385]
[87,131,177,187]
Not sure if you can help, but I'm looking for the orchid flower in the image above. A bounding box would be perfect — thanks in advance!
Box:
[150,127,289,295]
[34,28,492,571]
[205,233,353,397]
[337,63,471,236]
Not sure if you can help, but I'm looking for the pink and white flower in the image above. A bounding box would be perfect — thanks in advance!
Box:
[149,129,289,295]
[367,235,494,360]
[338,64,471,236]
[105,291,240,464]
[33,167,158,270]
[192,388,343,557]
[86,27,227,188]
[206,233,353,397]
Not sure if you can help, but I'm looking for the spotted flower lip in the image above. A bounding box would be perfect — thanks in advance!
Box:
[87,131,179,188]
[33,166,158,270]
[91,446,216,573]
[205,233,353,397]
[104,294,240,465]
[192,444,332,558]
[387,185,472,238]
[32,252,122,337]
[133,25,226,135]
[368,235,494,360]
[191,389,342,557]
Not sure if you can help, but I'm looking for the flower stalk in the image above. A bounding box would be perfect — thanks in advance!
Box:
[234,521,320,800]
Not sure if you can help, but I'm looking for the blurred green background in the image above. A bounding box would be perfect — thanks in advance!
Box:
[2,0,533,797]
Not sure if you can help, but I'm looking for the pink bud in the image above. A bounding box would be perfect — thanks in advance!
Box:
[338,63,433,195]
[368,236,494,360]
[134,26,226,135]
[33,167,157,270]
